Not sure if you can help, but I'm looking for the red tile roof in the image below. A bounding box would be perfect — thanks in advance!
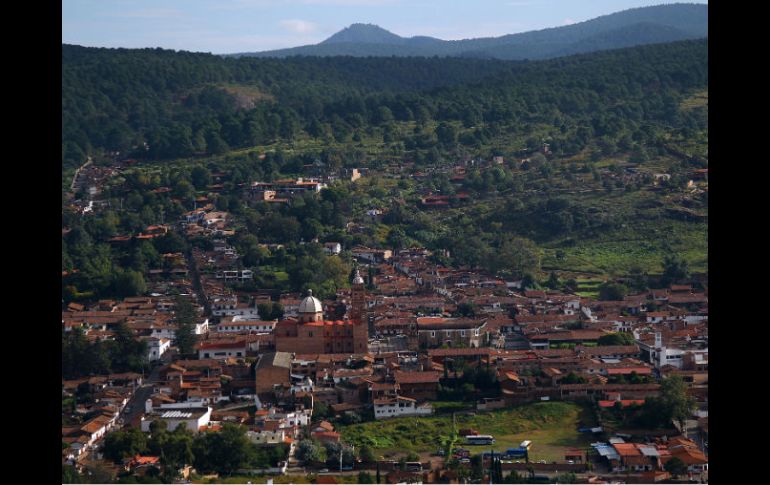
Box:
[598,400,646,408]
[394,371,441,384]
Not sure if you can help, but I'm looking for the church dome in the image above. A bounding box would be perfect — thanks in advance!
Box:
[353,269,364,285]
[298,289,323,314]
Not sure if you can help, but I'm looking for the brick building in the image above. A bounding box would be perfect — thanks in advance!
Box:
[274,284,368,354]
[416,317,487,348]
[394,371,441,401]
[255,351,292,394]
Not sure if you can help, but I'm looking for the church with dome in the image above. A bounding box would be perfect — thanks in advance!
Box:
[273,271,369,354]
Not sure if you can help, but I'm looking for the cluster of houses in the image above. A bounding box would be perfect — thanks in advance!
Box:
[592,435,708,476]
[62,295,208,362]
[63,235,709,482]
[181,203,236,238]
[62,373,144,463]
[69,159,123,210]
[63,161,707,481]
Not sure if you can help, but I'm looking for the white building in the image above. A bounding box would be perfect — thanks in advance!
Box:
[267,408,312,428]
[247,427,286,445]
[638,332,709,369]
[216,319,276,333]
[146,337,171,361]
[374,396,433,420]
[198,341,247,360]
[195,319,210,334]
[212,300,261,319]
[323,242,342,255]
[215,269,254,282]
[154,319,209,339]
[140,406,212,433]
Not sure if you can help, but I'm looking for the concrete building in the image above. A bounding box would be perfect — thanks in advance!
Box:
[140,407,212,433]
[374,396,433,420]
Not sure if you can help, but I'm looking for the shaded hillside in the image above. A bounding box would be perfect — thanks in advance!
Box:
[63,39,707,171]
[236,4,707,59]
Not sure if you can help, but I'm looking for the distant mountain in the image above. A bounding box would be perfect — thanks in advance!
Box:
[231,3,707,60]
[321,23,414,45]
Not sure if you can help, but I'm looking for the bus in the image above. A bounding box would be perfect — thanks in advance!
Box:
[466,435,496,445]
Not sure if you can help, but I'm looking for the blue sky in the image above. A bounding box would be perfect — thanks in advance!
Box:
[62,0,708,54]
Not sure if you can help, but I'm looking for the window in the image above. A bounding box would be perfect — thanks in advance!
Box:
[309,331,313,337]
[461,331,466,337]
[431,331,436,337]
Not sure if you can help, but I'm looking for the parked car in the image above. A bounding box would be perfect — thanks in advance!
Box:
[319,469,329,473]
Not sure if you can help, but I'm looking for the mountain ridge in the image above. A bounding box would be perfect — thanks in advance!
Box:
[230,3,707,60]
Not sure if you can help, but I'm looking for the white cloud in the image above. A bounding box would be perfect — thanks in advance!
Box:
[279,19,319,33]
[562,18,576,25]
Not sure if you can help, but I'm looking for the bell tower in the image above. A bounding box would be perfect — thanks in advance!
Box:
[350,269,366,323]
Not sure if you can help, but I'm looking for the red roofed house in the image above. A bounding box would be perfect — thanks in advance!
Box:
[665,438,708,474]
[394,371,441,401]
[311,431,341,443]
[598,400,646,408]
[124,455,161,472]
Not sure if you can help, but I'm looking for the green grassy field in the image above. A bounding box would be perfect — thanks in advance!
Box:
[680,89,708,111]
[339,401,595,462]
[572,278,602,298]
[542,218,707,277]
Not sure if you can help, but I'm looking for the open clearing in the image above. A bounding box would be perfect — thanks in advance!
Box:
[339,401,596,463]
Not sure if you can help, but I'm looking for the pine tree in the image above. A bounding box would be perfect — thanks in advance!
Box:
[174,296,198,356]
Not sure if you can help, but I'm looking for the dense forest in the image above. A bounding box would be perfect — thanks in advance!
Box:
[62,39,707,170]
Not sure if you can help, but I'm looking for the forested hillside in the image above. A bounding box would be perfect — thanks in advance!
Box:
[63,39,707,171]
[63,38,707,296]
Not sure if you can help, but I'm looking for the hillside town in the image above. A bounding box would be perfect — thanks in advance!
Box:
[63,189,708,483]
[62,6,709,481]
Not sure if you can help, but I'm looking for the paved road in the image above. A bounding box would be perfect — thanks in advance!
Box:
[70,157,92,191]
[684,418,707,453]
[118,357,169,428]
[120,385,154,427]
